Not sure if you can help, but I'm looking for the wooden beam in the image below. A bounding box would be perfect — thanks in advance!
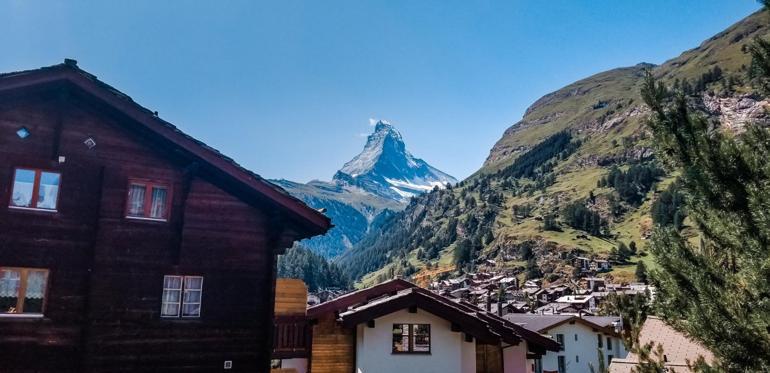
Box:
[50,87,68,161]
[170,162,198,265]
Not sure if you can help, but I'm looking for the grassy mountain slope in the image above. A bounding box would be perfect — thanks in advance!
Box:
[340,10,770,287]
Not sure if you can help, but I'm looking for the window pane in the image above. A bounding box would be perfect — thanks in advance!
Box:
[163,288,181,303]
[0,269,20,314]
[392,324,409,352]
[36,172,60,210]
[127,184,146,216]
[161,275,182,317]
[181,303,200,317]
[23,270,48,314]
[184,277,202,290]
[412,324,430,352]
[149,187,168,219]
[161,302,180,317]
[164,276,182,290]
[184,289,201,303]
[11,169,35,208]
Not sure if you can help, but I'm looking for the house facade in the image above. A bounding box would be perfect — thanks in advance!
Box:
[504,315,627,373]
[298,279,561,373]
[0,61,330,372]
[354,308,477,373]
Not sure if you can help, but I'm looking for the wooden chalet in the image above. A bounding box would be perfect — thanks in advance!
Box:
[0,60,331,372]
[272,279,560,373]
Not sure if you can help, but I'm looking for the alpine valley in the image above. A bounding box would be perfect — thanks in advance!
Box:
[272,120,457,259]
[334,10,770,288]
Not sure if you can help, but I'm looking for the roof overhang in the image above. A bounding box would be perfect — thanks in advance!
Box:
[339,289,504,345]
[0,62,331,238]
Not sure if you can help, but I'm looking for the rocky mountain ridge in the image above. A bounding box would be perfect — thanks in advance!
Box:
[273,120,456,258]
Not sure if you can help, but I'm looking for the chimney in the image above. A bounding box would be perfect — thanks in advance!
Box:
[64,58,78,67]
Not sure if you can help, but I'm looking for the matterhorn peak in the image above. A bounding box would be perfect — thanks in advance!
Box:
[334,119,457,201]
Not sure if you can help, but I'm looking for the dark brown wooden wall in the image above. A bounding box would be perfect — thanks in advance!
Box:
[0,86,284,372]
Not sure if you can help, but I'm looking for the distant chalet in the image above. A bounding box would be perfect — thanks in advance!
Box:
[0,60,330,372]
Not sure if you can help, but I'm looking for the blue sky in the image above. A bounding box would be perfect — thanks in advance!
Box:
[0,1,762,182]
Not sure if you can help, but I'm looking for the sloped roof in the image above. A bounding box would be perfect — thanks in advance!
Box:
[314,279,560,352]
[0,60,331,236]
[504,314,620,336]
[609,316,714,373]
[306,278,414,318]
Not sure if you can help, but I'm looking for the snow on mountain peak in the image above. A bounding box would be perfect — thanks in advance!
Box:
[334,120,457,202]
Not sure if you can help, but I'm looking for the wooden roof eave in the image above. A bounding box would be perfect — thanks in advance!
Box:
[0,64,332,239]
[339,291,501,344]
[307,279,415,319]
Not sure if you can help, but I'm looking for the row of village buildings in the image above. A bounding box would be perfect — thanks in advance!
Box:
[0,61,714,372]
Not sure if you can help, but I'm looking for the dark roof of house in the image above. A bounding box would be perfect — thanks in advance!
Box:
[307,278,414,318]
[503,314,621,336]
[0,60,331,236]
[312,279,560,352]
[503,314,574,332]
[583,316,621,329]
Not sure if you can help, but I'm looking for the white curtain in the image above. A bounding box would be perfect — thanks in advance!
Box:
[0,270,20,298]
[182,277,202,317]
[25,271,47,299]
[161,276,182,317]
[127,185,146,216]
[149,187,167,218]
[36,172,60,210]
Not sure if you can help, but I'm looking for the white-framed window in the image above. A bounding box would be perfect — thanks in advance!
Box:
[161,275,203,318]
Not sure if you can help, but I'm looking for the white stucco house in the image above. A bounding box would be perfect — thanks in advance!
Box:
[504,314,628,373]
[304,279,561,373]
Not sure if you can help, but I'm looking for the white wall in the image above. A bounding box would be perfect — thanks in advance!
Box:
[355,308,476,373]
[540,322,628,373]
[503,342,529,373]
[279,358,307,373]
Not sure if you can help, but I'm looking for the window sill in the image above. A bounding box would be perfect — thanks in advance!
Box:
[391,351,431,355]
[8,206,57,213]
[160,318,203,324]
[126,216,168,223]
[0,313,45,320]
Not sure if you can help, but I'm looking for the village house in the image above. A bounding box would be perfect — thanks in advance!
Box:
[573,257,611,273]
[0,61,330,372]
[297,279,561,373]
[504,314,627,373]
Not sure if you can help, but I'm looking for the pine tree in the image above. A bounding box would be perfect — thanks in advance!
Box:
[525,258,541,280]
[635,261,647,284]
[629,241,638,256]
[640,51,770,370]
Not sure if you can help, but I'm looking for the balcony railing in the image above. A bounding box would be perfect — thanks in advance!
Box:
[273,315,311,359]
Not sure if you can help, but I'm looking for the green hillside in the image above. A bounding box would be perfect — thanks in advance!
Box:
[339,10,770,287]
